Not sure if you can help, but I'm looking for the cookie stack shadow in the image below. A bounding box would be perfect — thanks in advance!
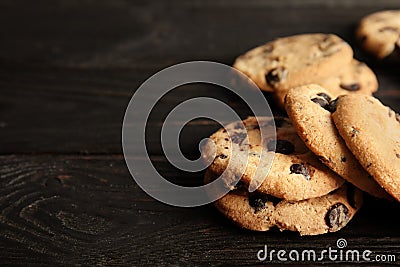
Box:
[202,33,399,236]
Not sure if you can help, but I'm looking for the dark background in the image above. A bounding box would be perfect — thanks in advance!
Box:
[1,0,400,265]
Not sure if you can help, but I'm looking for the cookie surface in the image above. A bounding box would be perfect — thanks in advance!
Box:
[356,10,400,59]
[332,94,400,201]
[285,84,390,199]
[274,59,378,108]
[206,170,363,235]
[202,116,344,201]
[319,60,378,95]
[273,183,363,235]
[233,33,353,92]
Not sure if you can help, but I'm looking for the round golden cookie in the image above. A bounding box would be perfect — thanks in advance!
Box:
[284,84,390,199]
[201,116,344,201]
[205,170,363,236]
[233,33,353,92]
[356,10,400,59]
[274,59,378,108]
[332,94,400,201]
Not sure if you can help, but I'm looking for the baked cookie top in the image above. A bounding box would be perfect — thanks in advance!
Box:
[202,116,344,201]
[233,33,353,92]
[356,10,400,59]
[285,84,390,199]
[319,59,378,96]
[332,94,400,201]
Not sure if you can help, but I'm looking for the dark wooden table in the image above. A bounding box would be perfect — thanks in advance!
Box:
[1,0,400,265]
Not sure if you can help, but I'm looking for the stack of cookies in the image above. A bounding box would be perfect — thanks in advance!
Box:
[202,117,363,236]
[202,33,399,236]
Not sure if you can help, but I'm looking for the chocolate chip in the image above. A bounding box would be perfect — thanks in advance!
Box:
[312,93,336,112]
[224,147,229,149]
[312,97,330,110]
[340,83,360,91]
[249,193,269,213]
[265,67,287,87]
[396,153,400,159]
[317,93,331,102]
[267,140,295,154]
[346,185,357,209]
[341,157,346,163]
[218,154,227,159]
[224,138,229,141]
[231,133,247,145]
[325,203,350,229]
[290,164,311,180]
[328,98,338,113]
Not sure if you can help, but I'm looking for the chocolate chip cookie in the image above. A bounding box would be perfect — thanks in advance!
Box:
[274,59,378,108]
[356,10,400,59]
[273,184,363,235]
[332,94,400,201]
[285,84,390,199]
[233,33,353,92]
[201,116,344,201]
[206,170,363,235]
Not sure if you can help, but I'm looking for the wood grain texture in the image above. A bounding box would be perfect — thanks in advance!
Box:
[0,67,399,155]
[0,1,400,154]
[0,155,400,266]
[1,0,400,265]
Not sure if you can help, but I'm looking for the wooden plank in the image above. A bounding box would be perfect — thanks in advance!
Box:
[1,1,400,155]
[0,67,284,154]
[0,67,399,154]
[0,155,399,265]
[0,1,399,69]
